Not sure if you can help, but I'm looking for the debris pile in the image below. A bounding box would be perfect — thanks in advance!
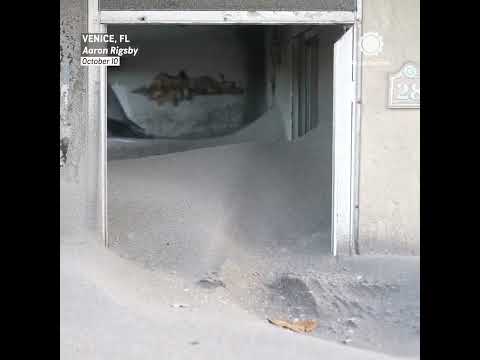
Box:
[267,319,318,333]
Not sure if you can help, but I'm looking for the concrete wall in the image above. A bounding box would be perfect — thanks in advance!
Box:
[108,26,267,140]
[358,0,420,254]
[60,0,92,243]
[107,105,287,160]
[61,0,104,244]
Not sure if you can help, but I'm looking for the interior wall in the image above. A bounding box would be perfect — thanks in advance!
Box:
[107,106,287,160]
[268,26,342,142]
[107,25,341,162]
[359,0,420,255]
[108,25,267,141]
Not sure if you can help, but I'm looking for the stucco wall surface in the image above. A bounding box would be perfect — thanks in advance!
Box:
[358,0,420,254]
[61,0,100,243]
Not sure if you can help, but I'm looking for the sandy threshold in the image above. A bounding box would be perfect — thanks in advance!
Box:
[105,132,419,357]
[61,241,419,359]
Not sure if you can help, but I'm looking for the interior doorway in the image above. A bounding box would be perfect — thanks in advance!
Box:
[103,22,355,271]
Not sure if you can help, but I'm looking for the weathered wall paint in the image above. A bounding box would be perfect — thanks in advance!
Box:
[60,0,84,172]
[60,0,96,243]
[108,25,266,141]
[358,0,420,254]
[100,0,356,11]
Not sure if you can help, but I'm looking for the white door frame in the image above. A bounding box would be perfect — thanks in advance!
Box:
[87,0,108,247]
[87,2,363,255]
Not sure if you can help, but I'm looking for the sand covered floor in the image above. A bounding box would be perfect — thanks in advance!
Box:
[61,241,419,359]
[108,129,332,274]
[104,134,418,358]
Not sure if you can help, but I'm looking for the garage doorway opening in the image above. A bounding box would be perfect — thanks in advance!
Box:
[105,23,355,273]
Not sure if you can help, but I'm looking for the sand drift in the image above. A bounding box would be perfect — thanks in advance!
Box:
[107,123,418,357]
[108,125,332,275]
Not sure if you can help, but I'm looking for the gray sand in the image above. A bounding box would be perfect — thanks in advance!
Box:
[102,135,419,358]
[61,241,418,359]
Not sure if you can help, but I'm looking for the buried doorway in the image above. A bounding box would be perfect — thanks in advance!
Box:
[106,23,355,274]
